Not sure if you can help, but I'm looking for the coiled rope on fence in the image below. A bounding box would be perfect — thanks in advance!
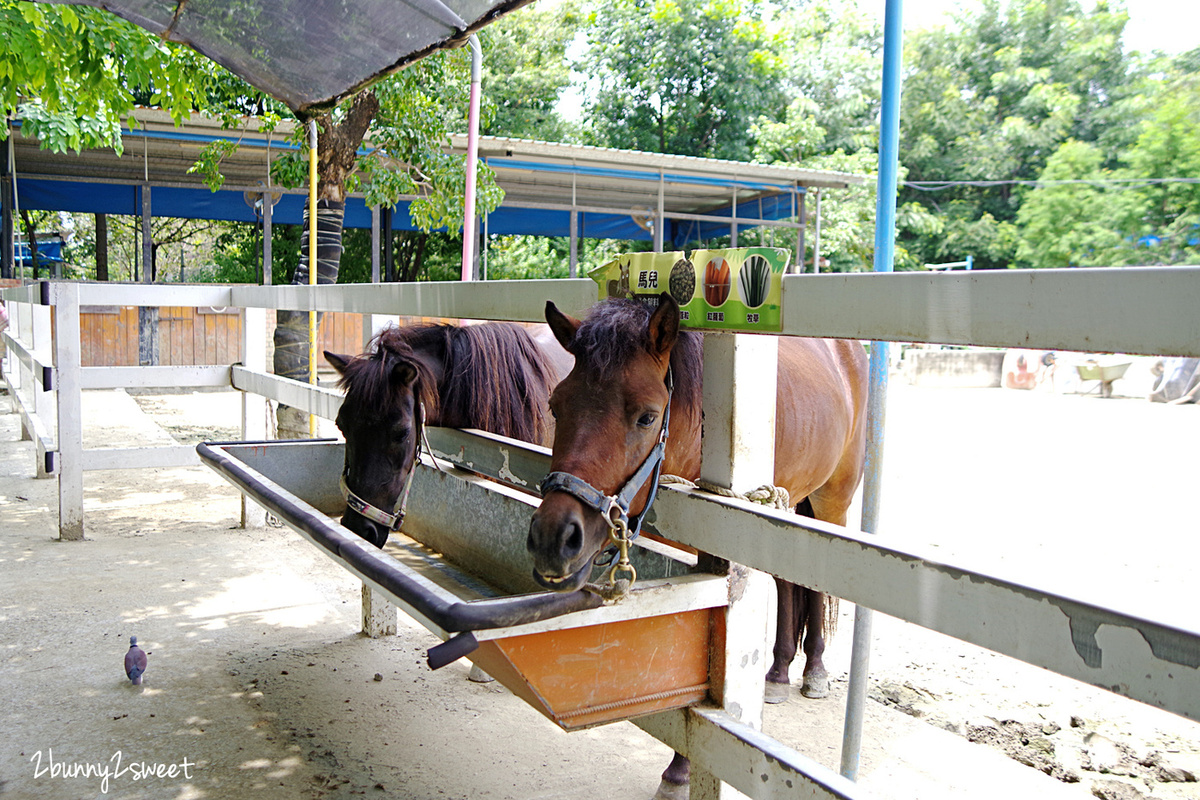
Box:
[659,474,791,510]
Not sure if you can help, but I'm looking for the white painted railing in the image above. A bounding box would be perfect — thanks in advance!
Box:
[3,267,1199,800]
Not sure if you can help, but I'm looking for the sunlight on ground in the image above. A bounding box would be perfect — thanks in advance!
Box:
[86,490,190,510]
[184,574,336,630]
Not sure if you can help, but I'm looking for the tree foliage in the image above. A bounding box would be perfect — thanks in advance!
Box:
[479,4,581,141]
[1120,72,1200,263]
[0,1,216,152]
[5,0,1200,280]
[581,0,785,160]
[896,0,1146,268]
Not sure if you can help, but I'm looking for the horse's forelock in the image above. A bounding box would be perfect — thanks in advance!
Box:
[572,299,702,411]
[337,327,437,420]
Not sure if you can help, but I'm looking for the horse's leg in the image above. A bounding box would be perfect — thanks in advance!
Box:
[654,753,690,800]
[799,588,830,698]
[765,576,802,703]
[787,496,834,699]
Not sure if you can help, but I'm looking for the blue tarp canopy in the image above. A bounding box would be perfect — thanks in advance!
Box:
[11,114,863,249]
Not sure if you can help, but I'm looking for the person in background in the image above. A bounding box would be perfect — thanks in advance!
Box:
[1037,351,1057,391]
[1005,353,1037,389]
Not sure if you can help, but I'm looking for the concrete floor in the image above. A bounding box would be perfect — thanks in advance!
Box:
[1,386,1196,800]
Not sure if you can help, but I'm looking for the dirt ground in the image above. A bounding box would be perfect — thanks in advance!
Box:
[1,366,1198,800]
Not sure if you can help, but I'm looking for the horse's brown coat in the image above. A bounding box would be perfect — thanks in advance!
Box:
[527,294,868,796]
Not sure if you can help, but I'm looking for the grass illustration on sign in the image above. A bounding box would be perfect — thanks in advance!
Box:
[589,247,789,332]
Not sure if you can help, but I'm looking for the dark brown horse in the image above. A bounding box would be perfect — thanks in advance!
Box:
[527,294,868,798]
[326,322,566,547]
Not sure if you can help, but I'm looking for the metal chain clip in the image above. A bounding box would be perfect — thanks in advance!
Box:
[602,505,637,590]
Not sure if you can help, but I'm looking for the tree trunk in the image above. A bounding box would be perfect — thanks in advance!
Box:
[271,92,378,440]
[395,230,428,282]
[19,209,40,280]
[273,198,345,438]
[95,214,109,281]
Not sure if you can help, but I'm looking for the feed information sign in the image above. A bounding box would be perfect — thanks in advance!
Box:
[589,247,788,332]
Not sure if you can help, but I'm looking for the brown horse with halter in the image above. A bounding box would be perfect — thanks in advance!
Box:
[326,322,566,548]
[527,293,868,798]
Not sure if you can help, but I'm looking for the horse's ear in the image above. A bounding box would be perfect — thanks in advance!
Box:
[647,293,680,360]
[325,351,353,375]
[545,301,581,351]
[392,361,418,388]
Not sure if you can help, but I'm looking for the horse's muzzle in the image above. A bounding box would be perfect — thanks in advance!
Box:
[341,509,390,548]
[527,500,596,592]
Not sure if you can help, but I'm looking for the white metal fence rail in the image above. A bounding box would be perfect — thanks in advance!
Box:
[3,268,1199,799]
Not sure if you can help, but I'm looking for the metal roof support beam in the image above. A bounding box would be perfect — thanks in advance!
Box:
[2,131,12,279]
[140,184,152,283]
[460,34,483,283]
[729,187,738,246]
[795,187,805,273]
[371,205,381,283]
[812,189,822,273]
[263,188,273,285]
[570,172,578,277]
[382,207,395,282]
[138,184,158,367]
[569,210,578,278]
[654,170,665,252]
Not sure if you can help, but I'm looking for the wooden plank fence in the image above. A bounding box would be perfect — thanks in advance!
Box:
[76,307,368,368]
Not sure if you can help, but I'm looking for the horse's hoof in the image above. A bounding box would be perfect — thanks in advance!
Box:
[800,672,829,699]
[764,680,790,704]
[653,779,689,800]
[468,664,495,683]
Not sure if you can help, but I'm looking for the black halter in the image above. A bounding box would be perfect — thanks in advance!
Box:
[538,368,673,557]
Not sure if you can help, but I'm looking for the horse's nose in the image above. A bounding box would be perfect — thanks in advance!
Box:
[527,502,586,571]
[340,511,389,548]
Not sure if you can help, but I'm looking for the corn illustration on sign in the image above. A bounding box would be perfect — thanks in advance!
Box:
[588,247,789,332]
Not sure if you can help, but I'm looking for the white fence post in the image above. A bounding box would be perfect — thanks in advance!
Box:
[240,305,269,528]
[361,584,397,638]
[689,332,777,800]
[53,282,83,540]
[8,297,28,434]
[31,299,53,476]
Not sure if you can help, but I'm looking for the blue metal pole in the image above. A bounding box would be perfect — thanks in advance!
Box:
[840,0,903,781]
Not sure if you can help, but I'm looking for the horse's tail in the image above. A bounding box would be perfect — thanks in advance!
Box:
[823,597,840,642]
[795,496,841,642]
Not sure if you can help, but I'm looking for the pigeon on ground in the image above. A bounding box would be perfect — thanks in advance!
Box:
[125,636,147,685]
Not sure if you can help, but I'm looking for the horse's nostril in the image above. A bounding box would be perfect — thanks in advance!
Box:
[362,521,388,548]
[563,521,584,559]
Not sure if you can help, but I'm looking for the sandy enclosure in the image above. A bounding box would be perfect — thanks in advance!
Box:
[1,377,1198,800]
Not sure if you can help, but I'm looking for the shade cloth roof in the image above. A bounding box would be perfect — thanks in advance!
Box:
[56,0,532,115]
[11,111,864,246]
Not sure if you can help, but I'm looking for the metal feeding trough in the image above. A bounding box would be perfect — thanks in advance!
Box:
[197,430,729,731]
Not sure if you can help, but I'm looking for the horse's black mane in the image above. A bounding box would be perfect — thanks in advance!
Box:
[569,298,702,413]
[337,322,557,444]
[334,331,438,424]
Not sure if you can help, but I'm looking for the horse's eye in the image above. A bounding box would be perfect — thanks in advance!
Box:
[637,412,657,429]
